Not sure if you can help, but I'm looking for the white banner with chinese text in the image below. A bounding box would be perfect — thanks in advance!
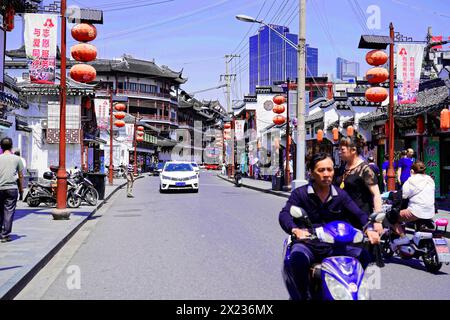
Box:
[235,120,245,141]
[94,98,110,131]
[396,43,425,105]
[24,14,58,84]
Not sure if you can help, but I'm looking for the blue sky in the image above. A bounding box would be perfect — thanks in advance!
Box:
[5,0,450,107]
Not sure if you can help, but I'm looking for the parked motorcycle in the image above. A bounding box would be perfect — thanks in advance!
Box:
[380,191,450,273]
[282,205,385,300]
[71,171,99,206]
[24,171,81,208]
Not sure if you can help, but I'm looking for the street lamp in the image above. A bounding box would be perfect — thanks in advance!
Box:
[236,1,308,188]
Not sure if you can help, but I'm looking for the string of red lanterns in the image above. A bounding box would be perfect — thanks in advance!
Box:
[365,50,389,104]
[70,23,97,83]
[136,125,145,143]
[272,95,286,125]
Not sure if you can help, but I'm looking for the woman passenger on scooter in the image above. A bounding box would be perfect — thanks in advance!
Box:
[279,153,380,300]
[336,137,384,234]
[389,161,436,248]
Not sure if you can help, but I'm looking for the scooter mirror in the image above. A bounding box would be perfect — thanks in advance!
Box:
[290,206,306,219]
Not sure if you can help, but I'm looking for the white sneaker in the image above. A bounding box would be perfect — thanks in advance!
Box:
[391,236,410,251]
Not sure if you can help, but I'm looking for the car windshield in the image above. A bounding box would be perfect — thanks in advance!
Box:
[164,163,193,172]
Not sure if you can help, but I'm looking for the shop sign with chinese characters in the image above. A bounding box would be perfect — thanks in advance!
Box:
[396,44,425,105]
[24,14,58,84]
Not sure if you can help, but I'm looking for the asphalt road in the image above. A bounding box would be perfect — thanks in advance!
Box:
[16,172,450,300]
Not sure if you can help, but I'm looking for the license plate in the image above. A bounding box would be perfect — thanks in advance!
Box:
[433,238,450,263]
[175,182,186,187]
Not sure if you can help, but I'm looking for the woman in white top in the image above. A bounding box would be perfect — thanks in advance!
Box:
[392,161,435,241]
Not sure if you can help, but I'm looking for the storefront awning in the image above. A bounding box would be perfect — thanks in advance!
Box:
[129,147,155,154]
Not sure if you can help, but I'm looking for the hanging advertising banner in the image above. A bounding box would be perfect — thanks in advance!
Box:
[24,13,58,84]
[235,120,245,141]
[94,98,110,131]
[396,43,425,105]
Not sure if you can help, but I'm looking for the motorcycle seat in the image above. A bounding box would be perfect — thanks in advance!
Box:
[37,181,52,188]
[412,219,436,232]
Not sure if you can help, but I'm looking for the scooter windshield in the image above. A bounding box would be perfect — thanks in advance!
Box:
[322,221,360,244]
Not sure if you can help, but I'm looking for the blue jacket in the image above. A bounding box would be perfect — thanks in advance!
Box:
[279,184,370,234]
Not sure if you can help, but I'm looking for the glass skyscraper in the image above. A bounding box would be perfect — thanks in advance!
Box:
[336,57,360,80]
[249,24,318,95]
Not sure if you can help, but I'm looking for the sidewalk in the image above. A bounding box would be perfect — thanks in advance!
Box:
[0,176,143,299]
[217,174,450,236]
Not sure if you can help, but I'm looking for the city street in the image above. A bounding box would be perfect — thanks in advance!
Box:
[15,172,450,300]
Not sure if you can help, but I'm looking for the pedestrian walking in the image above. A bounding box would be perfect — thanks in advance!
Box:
[397,148,415,186]
[122,163,134,198]
[0,138,24,242]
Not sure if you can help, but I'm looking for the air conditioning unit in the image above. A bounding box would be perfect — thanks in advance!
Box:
[41,119,48,129]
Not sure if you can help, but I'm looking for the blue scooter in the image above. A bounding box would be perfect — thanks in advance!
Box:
[282,206,385,300]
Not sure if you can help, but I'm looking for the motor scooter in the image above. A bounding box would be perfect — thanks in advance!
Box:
[282,205,385,300]
[24,168,81,208]
[380,191,450,273]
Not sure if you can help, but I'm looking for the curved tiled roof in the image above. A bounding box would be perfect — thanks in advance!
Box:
[359,85,449,125]
[88,56,187,84]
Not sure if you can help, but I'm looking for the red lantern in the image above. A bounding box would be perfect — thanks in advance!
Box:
[70,64,96,83]
[366,67,389,84]
[136,136,144,142]
[114,112,126,120]
[4,6,15,31]
[137,131,144,136]
[71,23,97,42]
[440,109,450,131]
[317,129,324,143]
[137,126,145,131]
[273,104,285,114]
[83,97,92,110]
[366,50,388,66]
[347,125,354,137]
[114,120,125,128]
[71,43,97,62]
[273,95,286,105]
[114,103,126,112]
[224,123,231,129]
[332,127,339,142]
[273,115,286,125]
[365,87,388,103]
[416,115,425,135]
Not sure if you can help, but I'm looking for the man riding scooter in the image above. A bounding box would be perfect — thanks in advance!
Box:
[279,153,380,300]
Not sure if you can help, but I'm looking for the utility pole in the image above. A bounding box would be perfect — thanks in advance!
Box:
[221,54,239,176]
[292,0,308,189]
[387,23,396,191]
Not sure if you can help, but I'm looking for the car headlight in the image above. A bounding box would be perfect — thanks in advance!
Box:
[357,273,371,300]
[324,273,353,300]
[161,175,170,180]
[189,175,198,180]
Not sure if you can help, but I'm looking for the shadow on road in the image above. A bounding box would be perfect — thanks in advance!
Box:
[383,257,448,275]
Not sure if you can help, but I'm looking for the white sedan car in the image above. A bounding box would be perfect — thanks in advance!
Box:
[159,162,199,193]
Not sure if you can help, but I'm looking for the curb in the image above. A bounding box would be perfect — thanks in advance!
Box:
[216,174,290,199]
[1,175,145,300]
